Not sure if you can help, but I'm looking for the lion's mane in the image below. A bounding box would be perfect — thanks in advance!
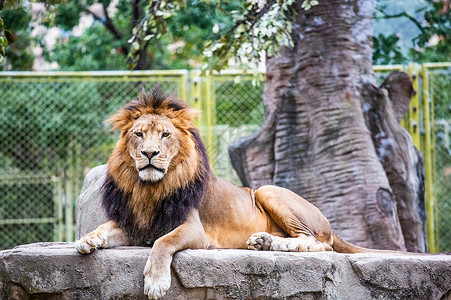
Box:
[101,88,212,246]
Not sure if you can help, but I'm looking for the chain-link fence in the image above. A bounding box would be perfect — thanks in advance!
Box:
[0,66,450,252]
[209,75,263,184]
[427,65,451,253]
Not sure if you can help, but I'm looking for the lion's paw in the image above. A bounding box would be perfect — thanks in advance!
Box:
[75,231,108,254]
[143,257,172,299]
[247,232,273,251]
[270,237,302,252]
[144,273,171,300]
[270,237,330,252]
[247,232,331,252]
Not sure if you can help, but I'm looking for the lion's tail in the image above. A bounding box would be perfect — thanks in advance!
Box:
[331,232,448,255]
[331,232,395,254]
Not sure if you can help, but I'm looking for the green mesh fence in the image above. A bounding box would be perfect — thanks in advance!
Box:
[430,69,451,253]
[210,77,263,184]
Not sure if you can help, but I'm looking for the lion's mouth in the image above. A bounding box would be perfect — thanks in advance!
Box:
[138,164,165,173]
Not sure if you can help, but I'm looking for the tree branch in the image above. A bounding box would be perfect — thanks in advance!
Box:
[376,9,426,35]
[132,0,141,28]
[84,6,120,40]
[102,4,120,37]
[83,4,128,55]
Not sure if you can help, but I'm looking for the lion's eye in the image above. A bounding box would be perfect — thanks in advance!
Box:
[135,132,143,138]
[161,132,170,138]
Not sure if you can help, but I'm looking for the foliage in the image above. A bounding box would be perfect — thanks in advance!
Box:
[128,0,319,72]
[409,0,451,62]
[374,0,451,64]
[372,33,406,65]
[0,6,34,70]
[41,22,128,71]
[164,1,241,69]
[37,0,142,70]
[1,0,450,70]
[1,0,318,71]
[35,0,244,70]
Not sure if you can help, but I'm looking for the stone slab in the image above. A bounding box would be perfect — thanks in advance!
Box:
[1,243,450,300]
[76,164,108,239]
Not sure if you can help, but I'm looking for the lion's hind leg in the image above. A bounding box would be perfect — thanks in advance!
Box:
[247,232,332,252]
[248,185,333,252]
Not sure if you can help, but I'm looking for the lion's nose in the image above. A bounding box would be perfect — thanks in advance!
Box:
[141,150,160,160]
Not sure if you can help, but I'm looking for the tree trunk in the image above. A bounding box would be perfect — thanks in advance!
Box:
[362,72,426,252]
[229,0,426,251]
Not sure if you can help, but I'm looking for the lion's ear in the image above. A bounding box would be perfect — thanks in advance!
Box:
[184,108,201,122]
[170,107,201,132]
[106,107,141,132]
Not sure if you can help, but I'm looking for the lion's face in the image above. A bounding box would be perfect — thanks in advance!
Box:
[127,114,181,182]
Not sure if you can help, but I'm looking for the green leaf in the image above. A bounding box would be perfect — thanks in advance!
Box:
[301,0,311,10]
[5,30,14,44]
[132,41,140,52]
[162,12,173,19]
[214,64,222,72]
[0,37,7,48]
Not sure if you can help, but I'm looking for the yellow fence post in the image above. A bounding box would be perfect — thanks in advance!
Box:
[188,71,217,173]
[189,70,203,128]
[407,63,421,149]
[180,70,189,105]
[422,64,437,253]
[430,70,439,252]
[203,74,217,173]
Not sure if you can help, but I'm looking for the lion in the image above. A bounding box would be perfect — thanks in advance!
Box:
[75,88,380,299]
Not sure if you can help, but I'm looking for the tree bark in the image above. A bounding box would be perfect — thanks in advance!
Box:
[362,72,426,252]
[229,0,425,251]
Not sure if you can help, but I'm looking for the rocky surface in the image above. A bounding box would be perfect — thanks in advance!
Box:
[76,164,108,239]
[1,242,451,300]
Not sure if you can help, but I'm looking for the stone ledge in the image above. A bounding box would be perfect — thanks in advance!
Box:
[1,243,451,300]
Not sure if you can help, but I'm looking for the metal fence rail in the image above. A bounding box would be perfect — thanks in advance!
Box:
[0,65,450,252]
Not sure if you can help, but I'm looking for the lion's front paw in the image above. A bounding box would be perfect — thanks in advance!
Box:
[143,258,171,299]
[75,231,108,254]
[247,232,273,250]
[144,273,171,300]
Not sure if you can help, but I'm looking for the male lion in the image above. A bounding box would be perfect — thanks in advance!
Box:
[76,88,376,299]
